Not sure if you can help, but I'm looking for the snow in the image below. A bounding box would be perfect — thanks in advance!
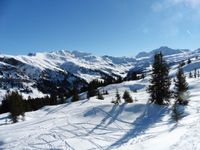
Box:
[1,75,200,150]
[1,47,200,149]
[136,46,190,59]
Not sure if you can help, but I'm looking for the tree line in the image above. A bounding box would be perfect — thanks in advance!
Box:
[0,92,65,123]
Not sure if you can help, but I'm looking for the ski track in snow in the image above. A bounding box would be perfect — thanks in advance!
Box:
[1,78,200,149]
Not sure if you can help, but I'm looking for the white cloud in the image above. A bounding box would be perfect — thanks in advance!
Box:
[168,0,200,8]
[151,0,200,11]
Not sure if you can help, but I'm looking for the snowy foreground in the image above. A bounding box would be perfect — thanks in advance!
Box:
[0,78,200,150]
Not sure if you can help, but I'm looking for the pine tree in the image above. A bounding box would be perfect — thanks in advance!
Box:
[187,58,191,64]
[115,89,121,104]
[49,93,57,105]
[189,72,193,78]
[147,53,171,105]
[174,67,189,105]
[194,68,197,78]
[4,91,25,123]
[123,90,133,103]
[97,90,104,100]
[87,80,98,99]
[71,87,79,102]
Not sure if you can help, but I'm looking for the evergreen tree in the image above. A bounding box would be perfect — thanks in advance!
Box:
[71,87,79,102]
[189,72,193,78]
[123,90,133,103]
[187,58,191,64]
[97,90,104,100]
[4,91,25,123]
[141,73,145,79]
[87,80,98,99]
[194,68,197,78]
[103,90,109,95]
[116,76,123,83]
[147,53,171,105]
[105,90,109,95]
[179,61,185,67]
[49,93,57,105]
[174,67,189,105]
[115,89,121,104]
[126,72,138,81]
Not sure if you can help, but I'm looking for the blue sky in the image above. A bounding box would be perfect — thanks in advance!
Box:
[0,0,200,56]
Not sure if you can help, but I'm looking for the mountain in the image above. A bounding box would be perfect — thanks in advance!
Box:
[0,50,136,100]
[136,46,190,59]
[129,46,193,73]
[0,46,199,100]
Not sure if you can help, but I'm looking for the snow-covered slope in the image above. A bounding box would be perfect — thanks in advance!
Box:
[0,73,200,149]
[1,48,200,149]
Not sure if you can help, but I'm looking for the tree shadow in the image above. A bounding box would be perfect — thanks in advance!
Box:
[106,104,170,149]
[85,103,126,135]
[104,103,126,128]
[0,141,4,149]
[44,102,71,115]
[79,98,90,106]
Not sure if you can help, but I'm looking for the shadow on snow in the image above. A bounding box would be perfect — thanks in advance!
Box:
[106,103,171,149]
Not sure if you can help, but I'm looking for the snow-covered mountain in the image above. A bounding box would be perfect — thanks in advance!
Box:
[0,50,136,100]
[1,50,135,81]
[129,46,199,73]
[0,46,200,100]
[136,46,190,59]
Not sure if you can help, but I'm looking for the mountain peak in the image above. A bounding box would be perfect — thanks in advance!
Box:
[136,46,190,58]
[71,50,92,58]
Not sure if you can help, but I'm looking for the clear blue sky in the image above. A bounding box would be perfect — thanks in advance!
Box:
[0,0,200,56]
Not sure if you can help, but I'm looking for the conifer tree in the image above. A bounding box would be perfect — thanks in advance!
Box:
[71,87,79,102]
[123,90,133,103]
[189,72,193,78]
[97,90,104,100]
[115,89,121,104]
[87,80,98,99]
[187,58,191,64]
[49,93,57,105]
[147,53,171,105]
[174,67,189,105]
[4,91,25,123]
[194,68,197,78]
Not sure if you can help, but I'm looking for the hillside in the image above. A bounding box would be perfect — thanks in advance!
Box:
[0,65,200,149]
[1,47,200,149]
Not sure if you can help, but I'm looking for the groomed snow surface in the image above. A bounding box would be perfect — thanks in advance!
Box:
[0,78,199,150]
